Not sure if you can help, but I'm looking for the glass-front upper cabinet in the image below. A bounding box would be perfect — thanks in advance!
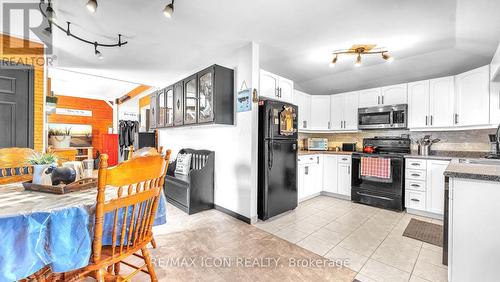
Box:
[157,89,166,128]
[165,86,174,127]
[198,68,214,123]
[184,74,198,125]
[173,81,184,126]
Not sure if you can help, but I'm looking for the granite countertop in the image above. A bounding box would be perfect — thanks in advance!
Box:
[444,159,500,182]
[405,151,488,161]
[298,150,355,156]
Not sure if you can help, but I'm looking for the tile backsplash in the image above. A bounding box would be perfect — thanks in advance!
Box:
[299,129,497,152]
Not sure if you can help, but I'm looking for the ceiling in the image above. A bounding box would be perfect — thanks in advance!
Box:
[4,0,500,95]
[49,68,143,101]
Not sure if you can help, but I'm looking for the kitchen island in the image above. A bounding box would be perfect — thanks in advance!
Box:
[445,159,500,282]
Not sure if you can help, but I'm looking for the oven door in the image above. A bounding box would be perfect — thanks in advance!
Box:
[351,154,405,210]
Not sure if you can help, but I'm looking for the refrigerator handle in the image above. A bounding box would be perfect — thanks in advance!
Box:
[268,141,274,169]
[268,108,273,139]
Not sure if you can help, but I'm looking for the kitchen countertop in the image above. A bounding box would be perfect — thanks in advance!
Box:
[405,151,488,161]
[298,150,354,156]
[444,159,500,182]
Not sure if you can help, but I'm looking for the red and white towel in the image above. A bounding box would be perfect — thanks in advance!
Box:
[361,157,391,179]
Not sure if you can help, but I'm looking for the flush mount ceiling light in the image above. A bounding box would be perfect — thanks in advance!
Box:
[163,0,174,18]
[329,44,394,68]
[38,0,127,60]
[86,0,98,13]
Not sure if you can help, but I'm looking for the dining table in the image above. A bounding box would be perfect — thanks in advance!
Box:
[0,181,167,281]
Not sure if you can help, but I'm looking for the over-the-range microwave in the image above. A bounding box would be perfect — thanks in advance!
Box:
[358,104,407,130]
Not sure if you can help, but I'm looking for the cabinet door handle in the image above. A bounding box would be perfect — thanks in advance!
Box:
[305,166,309,175]
[378,96,380,105]
[348,166,350,174]
[328,121,331,129]
[411,198,420,202]
[304,121,307,128]
[454,113,459,124]
[381,96,384,105]
[317,156,319,164]
[344,121,346,128]
[303,121,306,128]
[411,184,421,188]
[411,173,421,177]
[342,158,348,161]
[430,115,433,126]
[411,163,420,166]
[340,121,343,128]
[425,116,428,126]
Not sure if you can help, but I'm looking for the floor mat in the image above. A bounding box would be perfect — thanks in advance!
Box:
[403,218,443,246]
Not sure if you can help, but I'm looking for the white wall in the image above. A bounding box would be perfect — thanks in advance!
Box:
[157,42,260,221]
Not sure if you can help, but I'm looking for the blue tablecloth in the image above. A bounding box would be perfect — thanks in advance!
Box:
[0,188,167,282]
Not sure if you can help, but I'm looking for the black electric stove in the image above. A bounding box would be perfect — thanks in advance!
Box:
[351,137,410,211]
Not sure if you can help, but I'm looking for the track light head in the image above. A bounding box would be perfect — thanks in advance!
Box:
[382,52,394,63]
[46,1,56,22]
[355,53,362,67]
[86,0,98,13]
[43,25,52,37]
[329,55,338,68]
[163,2,174,18]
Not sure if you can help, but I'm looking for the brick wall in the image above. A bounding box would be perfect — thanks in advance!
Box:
[0,34,45,152]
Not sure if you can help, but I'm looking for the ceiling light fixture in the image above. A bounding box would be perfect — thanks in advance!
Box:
[163,0,174,18]
[355,53,362,67]
[382,52,394,63]
[94,42,104,60]
[45,0,56,21]
[329,55,338,68]
[38,1,127,59]
[86,0,98,13]
[330,45,393,67]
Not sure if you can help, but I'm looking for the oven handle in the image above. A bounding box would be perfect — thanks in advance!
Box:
[356,192,393,201]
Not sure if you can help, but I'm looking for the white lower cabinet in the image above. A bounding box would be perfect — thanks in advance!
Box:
[298,154,352,201]
[405,158,449,216]
[322,155,338,193]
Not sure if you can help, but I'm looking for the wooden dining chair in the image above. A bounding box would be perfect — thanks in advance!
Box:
[67,150,171,282]
[0,148,36,185]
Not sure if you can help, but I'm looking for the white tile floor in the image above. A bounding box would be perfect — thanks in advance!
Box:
[254,196,447,282]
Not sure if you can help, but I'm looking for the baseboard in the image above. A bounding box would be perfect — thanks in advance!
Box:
[214,205,251,224]
[298,192,322,203]
[406,208,444,220]
[321,191,351,201]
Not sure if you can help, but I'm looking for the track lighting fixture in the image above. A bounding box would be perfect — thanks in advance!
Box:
[382,52,394,63]
[330,45,393,68]
[329,55,338,68]
[94,42,104,60]
[45,1,56,21]
[38,1,127,59]
[163,0,174,18]
[86,0,98,13]
[355,53,362,67]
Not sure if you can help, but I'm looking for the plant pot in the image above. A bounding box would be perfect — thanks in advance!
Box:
[32,164,53,185]
[49,135,71,148]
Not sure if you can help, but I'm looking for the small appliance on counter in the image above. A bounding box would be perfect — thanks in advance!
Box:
[342,143,357,152]
[305,138,329,151]
[352,136,411,211]
[487,133,500,159]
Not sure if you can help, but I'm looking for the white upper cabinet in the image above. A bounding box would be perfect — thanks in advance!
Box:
[454,65,490,127]
[381,83,408,105]
[330,91,359,131]
[344,91,359,130]
[330,94,344,130]
[490,77,500,124]
[358,88,382,108]
[310,95,331,130]
[278,77,294,103]
[408,80,430,128]
[491,43,500,82]
[294,90,311,130]
[259,70,293,103]
[429,76,455,128]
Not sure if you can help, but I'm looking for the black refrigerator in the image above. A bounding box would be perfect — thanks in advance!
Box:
[258,99,298,221]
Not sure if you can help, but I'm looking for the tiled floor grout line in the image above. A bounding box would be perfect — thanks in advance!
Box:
[409,245,425,281]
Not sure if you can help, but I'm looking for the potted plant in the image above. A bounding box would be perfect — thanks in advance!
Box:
[27,152,58,185]
[48,127,72,148]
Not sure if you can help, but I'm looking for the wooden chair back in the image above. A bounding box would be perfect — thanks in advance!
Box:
[127,145,163,160]
[93,150,171,264]
[0,148,36,184]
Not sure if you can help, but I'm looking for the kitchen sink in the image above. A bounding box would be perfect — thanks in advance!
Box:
[458,158,500,165]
